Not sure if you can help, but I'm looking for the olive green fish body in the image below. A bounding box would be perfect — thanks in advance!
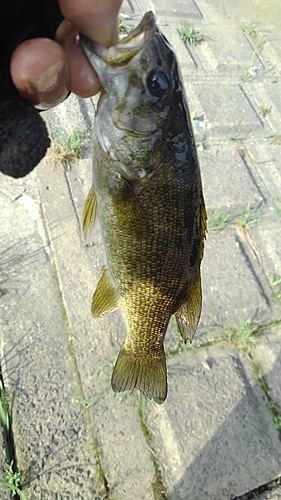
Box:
[81,12,207,404]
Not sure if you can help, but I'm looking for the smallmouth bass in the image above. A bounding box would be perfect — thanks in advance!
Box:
[81,12,207,404]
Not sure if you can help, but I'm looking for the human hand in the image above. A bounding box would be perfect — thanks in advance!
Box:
[0,0,122,178]
[10,0,123,109]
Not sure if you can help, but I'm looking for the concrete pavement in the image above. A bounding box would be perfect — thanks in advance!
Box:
[1,0,281,498]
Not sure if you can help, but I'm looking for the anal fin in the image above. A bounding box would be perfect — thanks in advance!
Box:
[175,266,202,343]
[92,266,120,317]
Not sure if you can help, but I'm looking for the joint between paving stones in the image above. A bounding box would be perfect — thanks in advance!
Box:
[52,268,110,497]
[249,356,281,442]
[0,372,23,498]
[39,200,111,498]
[137,397,168,500]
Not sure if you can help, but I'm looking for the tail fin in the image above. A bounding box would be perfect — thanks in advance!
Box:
[111,346,167,405]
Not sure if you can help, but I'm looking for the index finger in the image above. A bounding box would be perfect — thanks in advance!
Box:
[58,0,123,47]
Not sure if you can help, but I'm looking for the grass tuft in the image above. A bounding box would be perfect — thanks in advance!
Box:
[0,461,26,499]
[220,319,260,354]
[240,50,259,83]
[236,199,260,233]
[267,401,281,430]
[0,379,27,499]
[265,129,281,145]
[208,207,233,234]
[269,276,281,306]
[242,21,264,47]
[52,127,84,169]
[118,16,131,33]
[259,105,271,117]
[273,198,281,218]
[179,20,204,45]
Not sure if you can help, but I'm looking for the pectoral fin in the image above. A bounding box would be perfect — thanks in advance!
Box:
[82,186,97,244]
[92,266,120,317]
[111,344,167,405]
[175,266,202,343]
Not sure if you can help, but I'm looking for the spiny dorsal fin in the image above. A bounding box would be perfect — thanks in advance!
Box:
[92,266,120,317]
[111,345,167,405]
[82,185,97,244]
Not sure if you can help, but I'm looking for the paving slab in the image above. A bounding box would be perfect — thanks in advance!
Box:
[184,81,264,138]
[198,0,281,28]
[199,230,280,338]
[194,28,263,76]
[134,0,204,20]
[246,82,281,132]
[0,172,105,499]
[251,219,281,279]
[199,144,266,213]
[145,347,281,500]
[246,144,281,204]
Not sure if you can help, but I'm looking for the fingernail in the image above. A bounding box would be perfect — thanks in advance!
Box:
[28,60,65,94]
[55,19,77,44]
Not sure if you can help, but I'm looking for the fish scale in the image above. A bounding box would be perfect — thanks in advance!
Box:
[81,11,207,404]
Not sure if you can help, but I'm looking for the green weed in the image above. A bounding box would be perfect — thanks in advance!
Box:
[220,319,260,354]
[242,21,264,47]
[226,135,245,143]
[0,379,27,499]
[265,129,281,145]
[71,396,94,409]
[170,336,189,359]
[116,390,134,404]
[240,50,258,83]
[259,105,271,117]
[267,401,281,430]
[236,199,260,233]
[52,127,84,168]
[252,361,281,433]
[253,365,267,389]
[118,16,131,33]
[0,380,9,438]
[269,276,281,305]
[273,198,281,218]
[0,461,26,499]
[273,415,281,430]
[249,154,271,166]
[208,207,233,234]
[96,454,108,489]
[179,20,204,45]
[226,136,247,157]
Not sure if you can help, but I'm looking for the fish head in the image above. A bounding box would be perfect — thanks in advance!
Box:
[80,12,192,182]
[80,12,179,134]
[80,12,178,137]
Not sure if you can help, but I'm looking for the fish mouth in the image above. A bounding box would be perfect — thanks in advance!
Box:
[80,11,158,68]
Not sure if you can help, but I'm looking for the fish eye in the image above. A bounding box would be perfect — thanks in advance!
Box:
[146,70,169,97]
